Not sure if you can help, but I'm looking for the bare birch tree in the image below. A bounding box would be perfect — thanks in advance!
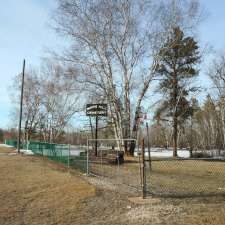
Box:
[39,60,82,142]
[208,53,225,150]
[53,0,202,154]
[11,60,82,143]
[11,71,42,141]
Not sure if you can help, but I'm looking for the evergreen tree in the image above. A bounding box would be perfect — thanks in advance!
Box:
[188,97,200,157]
[155,27,200,157]
[0,129,4,143]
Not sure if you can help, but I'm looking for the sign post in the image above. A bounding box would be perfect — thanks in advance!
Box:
[95,115,98,156]
[86,104,107,156]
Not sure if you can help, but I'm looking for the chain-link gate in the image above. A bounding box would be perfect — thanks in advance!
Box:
[87,139,144,190]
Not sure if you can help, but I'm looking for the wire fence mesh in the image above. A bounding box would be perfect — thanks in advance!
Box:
[5,139,225,197]
[69,145,87,173]
[5,139,87,172]
[5,139,18,148]
[87,139,225,197]
[146,157,225,197]
[87,139,142,190]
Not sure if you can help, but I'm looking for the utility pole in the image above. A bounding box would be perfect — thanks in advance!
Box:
[17,59,25,153]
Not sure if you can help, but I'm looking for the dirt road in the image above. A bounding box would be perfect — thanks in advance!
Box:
[0,146,225,225]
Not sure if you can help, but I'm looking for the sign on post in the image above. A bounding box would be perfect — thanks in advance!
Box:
[86,104,108,156]
[86,104,107,117]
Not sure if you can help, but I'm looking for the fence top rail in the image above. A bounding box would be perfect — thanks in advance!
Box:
[87,139,137,141]
[5,139,69,145]
[29,141,69,145]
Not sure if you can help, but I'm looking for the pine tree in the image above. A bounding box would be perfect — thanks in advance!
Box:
[0,129,4,143]
[155,27,200,157]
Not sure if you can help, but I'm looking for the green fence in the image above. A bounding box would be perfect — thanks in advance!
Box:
[5,139,27,149]
[5,139,87,173]
[5,139,17,148]
[69,150,87,173]
[29,141,70,165]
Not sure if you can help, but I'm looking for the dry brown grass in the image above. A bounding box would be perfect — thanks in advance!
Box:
[89,158,225,196]
[0,150,95,225]
[1,146,225,225]
[149,159,225,195]
[0,145,16,154]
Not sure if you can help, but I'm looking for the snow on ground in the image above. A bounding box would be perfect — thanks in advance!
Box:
[70,145,86,156]
[0,144,13,148]
[2,143,223,159]
[135,149,190,158]
[70,146,225,158]
[20,149,34,155]
[0,144,34,155]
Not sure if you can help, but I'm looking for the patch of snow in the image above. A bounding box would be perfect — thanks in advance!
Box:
[134,148,190,158]
[20,149,34,155]
[70,146,86,156]
[0,144,13,148]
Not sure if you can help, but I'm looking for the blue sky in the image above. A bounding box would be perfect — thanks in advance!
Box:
[0,0,225,128]
[0,0,61,128]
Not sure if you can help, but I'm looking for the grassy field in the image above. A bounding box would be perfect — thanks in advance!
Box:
[89,157,225,196]
[148,159,225,196]
[0,146,96,225]
[1,146,225,225]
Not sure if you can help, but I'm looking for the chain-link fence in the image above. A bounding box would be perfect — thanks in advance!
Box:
[69,145,87,173]
[29,141,70,164]
[5,139,87,172]
[5,139,18,147]
[146,156,225,197]
[87,139,225,197]
[5,139,225,197]
[87,139,142,190]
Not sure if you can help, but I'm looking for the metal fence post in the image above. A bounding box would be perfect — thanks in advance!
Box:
[68,144,70,169]
[101,146,103,177]
[146,122,152,171]
[87,139,89,175]
[141,138,146,199]
[137,136,143,191]
[117,148,120,183]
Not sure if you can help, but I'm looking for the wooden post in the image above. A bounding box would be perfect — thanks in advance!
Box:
[141,138,146,199]
[17,59,25,154]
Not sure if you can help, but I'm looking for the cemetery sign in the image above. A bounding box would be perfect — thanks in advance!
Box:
[86,104,107,117]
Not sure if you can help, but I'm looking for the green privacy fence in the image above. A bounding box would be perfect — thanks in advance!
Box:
[29,141,70,165]
[5,139,17,148]
[5,139,87,173]
[69,150,87,173]
[5,139,28,149]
